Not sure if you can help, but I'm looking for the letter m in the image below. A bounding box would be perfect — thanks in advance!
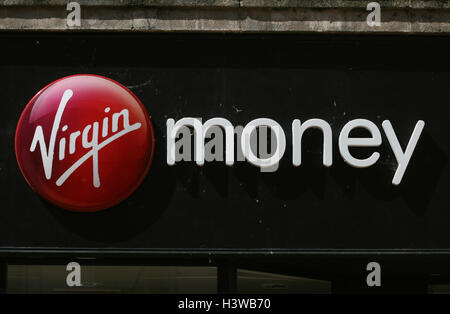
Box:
[166,117,235,166]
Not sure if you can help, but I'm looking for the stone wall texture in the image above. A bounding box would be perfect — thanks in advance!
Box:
[0,0,449,33]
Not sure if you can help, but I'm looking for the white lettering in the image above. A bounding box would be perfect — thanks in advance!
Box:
[339,119,382,168]
[30,89,142,187]
[167,116,424,185]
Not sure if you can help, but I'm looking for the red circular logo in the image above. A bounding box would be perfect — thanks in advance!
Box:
[15,75,155,212]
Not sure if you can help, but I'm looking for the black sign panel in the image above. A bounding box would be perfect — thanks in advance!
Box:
[1,33,449,253]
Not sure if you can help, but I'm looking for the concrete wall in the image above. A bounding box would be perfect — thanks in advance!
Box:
[0,0,449,33]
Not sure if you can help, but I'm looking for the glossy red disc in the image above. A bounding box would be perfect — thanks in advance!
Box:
[15,74,155,212]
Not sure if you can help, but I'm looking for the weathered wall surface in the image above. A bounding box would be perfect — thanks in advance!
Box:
[0,0,449,33]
